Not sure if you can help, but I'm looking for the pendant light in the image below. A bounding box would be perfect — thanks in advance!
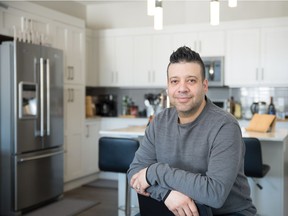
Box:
[154,0,163,30]
[228,0,237,7]
[210,0,219,26]
[147,0,155,16]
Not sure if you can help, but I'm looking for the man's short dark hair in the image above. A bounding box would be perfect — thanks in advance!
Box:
[167,46,205,80]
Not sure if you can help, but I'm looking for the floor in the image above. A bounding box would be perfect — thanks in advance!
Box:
[64,180,119,216]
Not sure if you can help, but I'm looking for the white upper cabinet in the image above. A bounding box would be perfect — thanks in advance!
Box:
[133,34,172,87]
[225,28,260,86]
[0,6,52,44]
[98,35,133,87]
[54,24,85,85]
[172,30,226,57]
[260,26,288,86]
[86,30,98,86]
[225,26,288,87]
[115,36,134,86]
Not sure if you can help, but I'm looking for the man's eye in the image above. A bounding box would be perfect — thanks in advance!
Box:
[170,80,178,84]
[188,79,196,83]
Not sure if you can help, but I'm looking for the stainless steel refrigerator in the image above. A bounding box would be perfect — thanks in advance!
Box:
[0,40,64,215]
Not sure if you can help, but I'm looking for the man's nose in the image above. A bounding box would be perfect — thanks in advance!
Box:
[177,81,189,92]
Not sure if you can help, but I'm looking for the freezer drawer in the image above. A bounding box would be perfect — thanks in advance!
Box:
[14,149,64,211]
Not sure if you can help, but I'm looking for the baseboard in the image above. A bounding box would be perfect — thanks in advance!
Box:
[64,171,119,192]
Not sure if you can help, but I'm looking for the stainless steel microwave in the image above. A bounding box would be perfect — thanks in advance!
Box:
[202,57,224,87]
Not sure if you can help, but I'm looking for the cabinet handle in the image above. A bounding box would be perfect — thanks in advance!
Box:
[115,71,118,83]
[67,66,74,80]
[71,88,74,102]
[67,88,71,102]
[68,88,74,102]
[71,66,74,80]
[148,70,151,83]
[261,68,264,80]
[111,71,114,83]
[86,125,90,138]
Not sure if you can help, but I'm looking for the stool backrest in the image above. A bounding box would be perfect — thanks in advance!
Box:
[243,137,265,178]
[99,137,139,173]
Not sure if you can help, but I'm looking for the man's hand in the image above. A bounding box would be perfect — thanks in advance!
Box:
[164,190,199,216]
[130,168,150,196]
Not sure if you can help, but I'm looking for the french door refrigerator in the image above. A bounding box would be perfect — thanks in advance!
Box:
[0,40,64,215]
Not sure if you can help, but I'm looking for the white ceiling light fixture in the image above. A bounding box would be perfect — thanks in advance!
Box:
[228,0,237,7]
[210,0,220,26]
[147,0,155,16]
[154,0,163,30]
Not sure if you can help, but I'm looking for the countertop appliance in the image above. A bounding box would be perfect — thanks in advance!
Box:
[96,94,117,117]
[0,41,64,215]
[202,56,224,86]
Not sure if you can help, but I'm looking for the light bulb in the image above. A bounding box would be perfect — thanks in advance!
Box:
[154,0,163,30]
[210,0,219,26]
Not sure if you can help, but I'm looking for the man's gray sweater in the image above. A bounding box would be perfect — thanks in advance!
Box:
[127,98,256,215]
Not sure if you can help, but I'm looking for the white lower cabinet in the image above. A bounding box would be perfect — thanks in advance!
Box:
[64,85,85,182]
[82,120,101,176]
[64,134,83,182]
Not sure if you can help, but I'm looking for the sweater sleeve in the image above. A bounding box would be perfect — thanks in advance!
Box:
[127,122,171,201]
[146,122,244,208]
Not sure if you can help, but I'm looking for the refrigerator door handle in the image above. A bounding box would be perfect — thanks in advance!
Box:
[18,150,64,162]
[46,58,50,136]
[40,58,44,137]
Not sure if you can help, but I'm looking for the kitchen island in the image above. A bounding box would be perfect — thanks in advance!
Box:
[99,124,288,216]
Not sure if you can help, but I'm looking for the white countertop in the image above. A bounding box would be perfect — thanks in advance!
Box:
[99,124,288,142]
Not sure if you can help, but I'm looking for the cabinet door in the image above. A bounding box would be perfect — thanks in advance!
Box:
[152,34,173,87]
[65,27,85,84]
[64,85,85,135]
[172,32,198,51]
[64,134,82,182]
[0,8,21,36]
[86,33,98,86]
[82,121,101,175]
[172,30,225,57]
[198,30,226,56]
[99,37,116,86]
[225,28,261,87]
[53,24,66,52]
[133,35,152,86]
[115,36,134,86]
[261,26,288,86]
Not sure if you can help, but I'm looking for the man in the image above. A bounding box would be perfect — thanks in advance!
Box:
[127,46,256,216]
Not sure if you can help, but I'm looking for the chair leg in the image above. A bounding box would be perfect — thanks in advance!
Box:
[125,177,131,216]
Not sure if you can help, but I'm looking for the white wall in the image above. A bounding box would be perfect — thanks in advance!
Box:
[86,1,288,30]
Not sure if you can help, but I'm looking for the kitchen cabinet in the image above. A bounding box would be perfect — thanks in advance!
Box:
[133,34,172,87]
[64,85,85,135]
[225,26,288,87]
[64,134,82,182]
[64,85,85,182]
[86,29,98,86]
[82,119,101,176]
[172,30,226,57]
[54,23,85,85]
[0,6,52,44]
[98,35,133,87]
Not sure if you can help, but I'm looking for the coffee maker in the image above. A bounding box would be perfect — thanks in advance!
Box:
[96,94,117,117]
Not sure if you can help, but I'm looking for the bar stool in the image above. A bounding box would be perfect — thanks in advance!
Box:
[98,136,139,216]
[243,137,270,189]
